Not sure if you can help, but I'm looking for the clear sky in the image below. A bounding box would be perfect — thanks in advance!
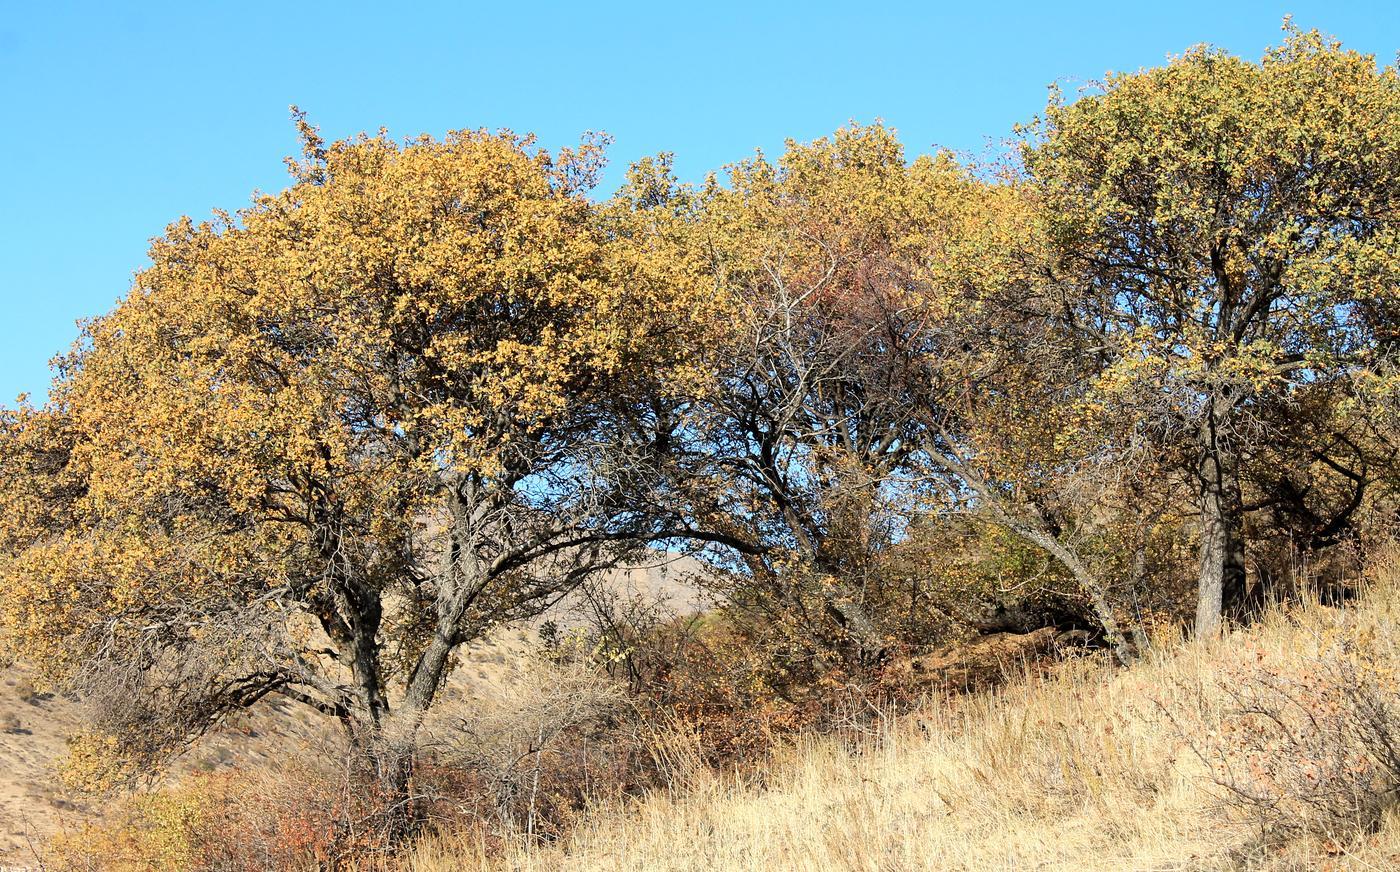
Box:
[2,1,1397,403]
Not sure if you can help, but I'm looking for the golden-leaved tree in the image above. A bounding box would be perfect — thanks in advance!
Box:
[656,123,968,663]
[1022,26,1400,636]
[655,124,1151,665]
[0,117,713,822]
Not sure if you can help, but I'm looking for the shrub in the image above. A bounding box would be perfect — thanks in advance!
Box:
[1204,641,1400,845]
[47,751,429,871]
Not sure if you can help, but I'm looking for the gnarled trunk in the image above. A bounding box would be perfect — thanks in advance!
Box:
[822,580,885,663]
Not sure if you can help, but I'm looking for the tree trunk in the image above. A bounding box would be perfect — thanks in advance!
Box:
[822,581,885,662]
[375,741,418,830]
[1026,531,1139,666]
[368,611,460,842]
[1194,428,1247,638]
[923,438,1143,665]
[364,648,448,843]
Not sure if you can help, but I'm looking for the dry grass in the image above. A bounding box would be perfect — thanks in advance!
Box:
[407,548,1400,872]
[0,557,705,868]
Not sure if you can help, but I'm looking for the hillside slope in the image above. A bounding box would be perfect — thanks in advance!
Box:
[413,551,1400,872]
[0,555,707,867]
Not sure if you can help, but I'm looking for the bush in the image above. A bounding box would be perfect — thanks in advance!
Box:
[1209,644,1400,845]
[1163,605,1400,856]
[48,751,433,871]
[438,648,629,842]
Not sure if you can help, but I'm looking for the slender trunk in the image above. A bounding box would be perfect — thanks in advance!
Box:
[1125,543,1154,655]
[1194,416,1247,638]
[1029,532,1138,666]
[924,438,1142,665]
[526,723,545,840]
[1221,466,1249,618]
[1195,497,1226,638]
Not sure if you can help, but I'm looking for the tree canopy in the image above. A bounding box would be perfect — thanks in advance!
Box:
[1023,27,1400,634]
[0,120,715,798]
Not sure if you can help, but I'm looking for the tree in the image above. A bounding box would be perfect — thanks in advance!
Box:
[896,166,1154,664]
[650,124,1145,665]
[0,117,710,826]
[655,124,959,663]
[1021,26,1400,636]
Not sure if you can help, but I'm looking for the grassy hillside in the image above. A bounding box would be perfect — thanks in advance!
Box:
[410,549,1400,872]
[0,556,707,868]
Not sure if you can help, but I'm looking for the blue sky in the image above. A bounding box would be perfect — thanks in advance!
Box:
[2,1,1397,403]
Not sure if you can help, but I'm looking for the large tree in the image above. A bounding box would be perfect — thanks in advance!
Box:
[658,125,1145,664]
[1022,27,1400,636]
[655,124,960,662]
[0,119,710,822]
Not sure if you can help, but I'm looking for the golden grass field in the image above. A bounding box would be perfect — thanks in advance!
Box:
[406,550,1400,872]
[9,552,1400,870]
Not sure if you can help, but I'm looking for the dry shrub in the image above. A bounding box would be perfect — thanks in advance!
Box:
[46,642,696,869]
[567,583,919,774]
[434,648,629,843]
[47,747,442,871]
[639,623,821,760]
[432,627,841,847]
[1148,547,1400,860]
[608,607,1085,777]
[1182,630,1400,847]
